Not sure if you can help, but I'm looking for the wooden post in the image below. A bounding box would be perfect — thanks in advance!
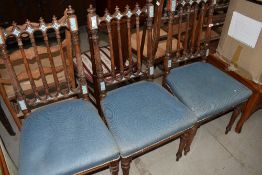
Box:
[146,0,154,80]
[87,5,106,98]
[67,6,89,100]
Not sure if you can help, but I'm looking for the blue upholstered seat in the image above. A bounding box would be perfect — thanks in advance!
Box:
[166,62,252,121]
[19,99,119,175]
[101,81,197,158]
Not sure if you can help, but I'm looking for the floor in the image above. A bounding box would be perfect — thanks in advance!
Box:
[0,26,262,175]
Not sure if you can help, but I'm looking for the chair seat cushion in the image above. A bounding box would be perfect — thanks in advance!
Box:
[101,81,197,157]
[166,62,252,121]
[19,99,119,175]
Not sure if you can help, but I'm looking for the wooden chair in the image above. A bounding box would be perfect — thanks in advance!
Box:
[162,0,252,148]
[0,6,120,175]
[87,1,198,174]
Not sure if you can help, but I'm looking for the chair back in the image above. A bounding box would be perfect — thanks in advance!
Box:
[0,6,88,129]
[163,0,215,74]
[87,0,155,98]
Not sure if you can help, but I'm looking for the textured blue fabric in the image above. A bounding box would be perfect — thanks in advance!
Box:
[102,81,197,157]
[166,62,252,120]
[19,99,119,175]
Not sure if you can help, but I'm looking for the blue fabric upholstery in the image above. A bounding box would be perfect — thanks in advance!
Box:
[166,62,252,121]
[19,99,119,175]
[102,81,197,157]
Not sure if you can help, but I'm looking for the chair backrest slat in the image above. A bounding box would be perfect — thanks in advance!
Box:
[28,31,51,98]
[16,37,40,100]
[41,19,62,96]
[53,17,72,94]
[176,6,183,58]
[105,10,116,79]
[183,3,191,56]
[190,3,199,54]
[126,6,133,77]
[114,7,125,79]
[196,3,205,54]
[135,5,142,74]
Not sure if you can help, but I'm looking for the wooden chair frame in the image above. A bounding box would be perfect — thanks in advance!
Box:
[162,0,250,148]
[0,6,120,175]
[87,1,197,174]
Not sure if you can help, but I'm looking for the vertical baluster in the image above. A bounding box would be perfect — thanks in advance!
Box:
[196,2,205,54]
[125,5,133,77]
[29,20,50,99]
[105,10,116,80]
[135,4,141,74]
[183,4,191,58]
[115,6,124,79]
[176,6,183,58]
[205,0,215,58]
[18,21,41,102]
[17,37,40,100]
[39,18,61,97]
[146,0,154,80]
[152,0,165,57]
[164,0,175,77]
[190,3,198,55]
[67,6,88,100]
[52,16,72,95]
[0,28,30,116]
[64,30,76,89]
[87,5,105,98]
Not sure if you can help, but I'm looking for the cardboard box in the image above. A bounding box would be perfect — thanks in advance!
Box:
[216,0,262,84]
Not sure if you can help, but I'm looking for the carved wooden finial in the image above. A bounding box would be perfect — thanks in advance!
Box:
[26,19,31,25]
[67,5,75,15]
[87,4,96,14]
[39,17,45,23]
[115,6,120,12]
[125,5,130,10]
[12,21,17,27]
[52,15,57,21]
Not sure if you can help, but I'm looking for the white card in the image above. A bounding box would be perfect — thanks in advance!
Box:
[18,100,27,111]
[91,16,98,29]
[168,60,172,68]
[82,85,88,94]
[69,17,78,31]
[149,66,154,75]
[228,11,262,48]
[100,81,106,91]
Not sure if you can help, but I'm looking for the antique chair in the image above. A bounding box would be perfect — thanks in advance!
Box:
[162,0,252,147]
[87,1,198,174]
[0,6,120,175]
[208,0,262,133]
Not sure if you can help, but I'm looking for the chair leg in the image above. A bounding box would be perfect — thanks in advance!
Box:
[121,157,132,175]
[176,133,188,161]
[110,160,119,175]
[184,126,198,155]
[236,92,262,133]
[225,105,242,134]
